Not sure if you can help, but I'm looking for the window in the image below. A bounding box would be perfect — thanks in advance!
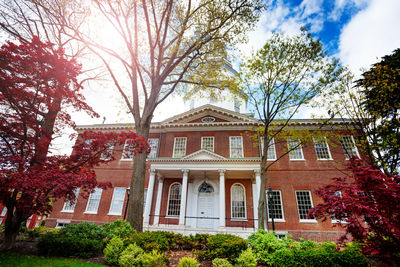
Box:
[62,188,80,213]
[167,183,181,217]
[313,137,332,160]
[260,138,276,160]
[1,207,7,216]
[109,187,126,215]
[295,191,316,222]
[173,137,187,158]
[201,136,214,152]
[85,188,103,214]
[231,183,246,219]
[267,190,284,221]
[340,135,359,159]
[100,143,114,160]
[287,138,304,160]
[230,136,243,158]
[143,188,148,212]
[55,222,69,228]
[147,138,159,158]
[331,191,348,223]
[121,139,136,160]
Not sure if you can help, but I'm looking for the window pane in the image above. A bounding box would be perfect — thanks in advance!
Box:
[167,183,181,216]
[109,187,126,215]
[148,139,159,158]
[267,191,284,220]
[201,137,214,152]
[1,207,7,216]
[230,136,243,158]
[121,139,136,159]
[100,143,114,160]
[340,136,359,159]
[296,191,314,220]
[259,138,276,160]
[231,184,246,219]
[314,137,331,159]
[62,188,80,212]
[86,188,102,213]
[173,137,187,158]
[288,138,304,160]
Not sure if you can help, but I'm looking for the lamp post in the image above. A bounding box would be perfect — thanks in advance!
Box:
[267,187,275,232]
[123,187,131,220]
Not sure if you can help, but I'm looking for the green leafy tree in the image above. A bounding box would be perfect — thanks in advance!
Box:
[239,30,344,229]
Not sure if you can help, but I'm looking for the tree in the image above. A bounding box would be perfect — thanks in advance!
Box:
[0,37,149,249]
[239,30,344,229]
[310,159,400,265]
[47,0,265,231]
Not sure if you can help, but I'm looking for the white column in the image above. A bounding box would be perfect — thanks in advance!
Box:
[153,177,164,225]
[179,169,189,225]
[253,170,261,229]
[143,169,156,224]
[219,169,226,227]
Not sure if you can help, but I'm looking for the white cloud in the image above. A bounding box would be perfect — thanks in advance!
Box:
[339,0,400,74]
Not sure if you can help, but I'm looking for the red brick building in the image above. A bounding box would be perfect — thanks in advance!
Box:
[46,104,360,241]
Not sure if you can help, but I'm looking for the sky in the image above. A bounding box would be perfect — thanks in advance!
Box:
[52,0,400,154]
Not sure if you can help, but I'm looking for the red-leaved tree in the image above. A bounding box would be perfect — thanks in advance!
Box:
[310,159,400,264]
[0,37,149,250]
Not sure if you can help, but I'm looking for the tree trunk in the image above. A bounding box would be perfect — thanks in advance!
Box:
[127,123,150,231]
[1,205,22,251]
[258,163,268,229]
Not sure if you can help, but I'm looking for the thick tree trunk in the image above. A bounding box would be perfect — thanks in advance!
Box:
[1,205,23,251]
[258,163,268,229]
[127,124,150,231]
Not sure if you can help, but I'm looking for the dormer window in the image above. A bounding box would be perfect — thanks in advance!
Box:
[201,116,215,123]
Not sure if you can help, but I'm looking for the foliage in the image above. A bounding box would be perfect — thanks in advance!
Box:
[59,222,105,240]
[140,250,168,267]
[239,29,345,229]
[195,234,247,262]
[212,258,233,267]
[0,37,149,249]
[128,231,174,252]
[24,226,47,240]
[177,257,200,267]
[0,252,106,267]
[235,248,257,267]
[103,237,124,265]
[118,243,145,267]
[310,159,400,264]
[101,219,135,240]
[247,230,290,264]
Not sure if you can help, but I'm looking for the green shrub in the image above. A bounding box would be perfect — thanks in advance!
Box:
[128,231,174,252]
[195,234,247,262]
[212,258,233,267]
[103,236,124,265]
[177,257,200,267]
[26,226,47,239]
[297,249,335,267]
[236,248,257,267]
[101,219,134,240]
[299,238,318,250]
[247,230,288,264]
[269,248,297,267]
[119,243,145,267]
[59,222,105,240]
[140,250,167,267]
[320,241,337,252]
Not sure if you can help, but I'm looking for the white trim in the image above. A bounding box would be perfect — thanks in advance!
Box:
[84,188,102,214]
[266,190,285,222]
[340,135,360,160]
[287,137,305,160]
[108,187,126,216]
[166,182,181,217]
[229,136,244,158]
[295,190,317,223]
[173,137,187,158]
[230,183,247,220]
[121,139,134,160]
[201,136,215,152]
[313,136,332,160]
[147,138,159,158]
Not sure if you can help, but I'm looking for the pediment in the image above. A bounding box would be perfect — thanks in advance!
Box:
[182,149,226,160]
[161,104,258,125]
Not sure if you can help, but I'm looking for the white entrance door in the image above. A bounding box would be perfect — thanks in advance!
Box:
[197,192,214,229]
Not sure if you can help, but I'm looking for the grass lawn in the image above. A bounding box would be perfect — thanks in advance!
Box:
[0,253,106,267]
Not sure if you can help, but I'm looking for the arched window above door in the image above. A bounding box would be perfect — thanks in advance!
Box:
[199,182,214,193]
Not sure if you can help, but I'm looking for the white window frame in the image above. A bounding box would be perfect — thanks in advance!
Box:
[201,136,215,152]
[166,182,181,217]
[84,188,103,214]
[266,190,285,222]
[295,190,317,223]
[173,137,187,158]
[143,188,148,213]
[331,191,349,224]
[313,136,332,160]
[1,207,7,216]
[147,138,159,158]
[121,139,135,160]
[230,136,244,158]
[231,183,247,220]
[340,135,360,160]
[108,187,126,216]
[287,137,305,160]
[100,143,115,161]
[260,137,277,160]
[61,188,80,213]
